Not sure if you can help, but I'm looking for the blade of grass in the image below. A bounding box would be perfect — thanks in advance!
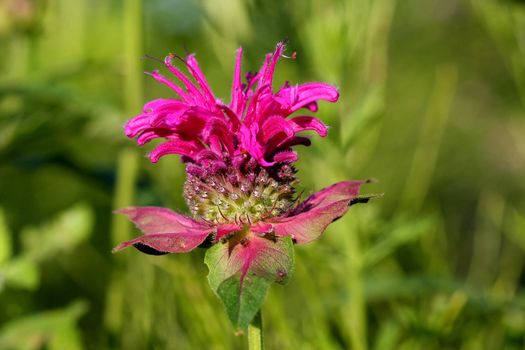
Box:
[399,65,458,212]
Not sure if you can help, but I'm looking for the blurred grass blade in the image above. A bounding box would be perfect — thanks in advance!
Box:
[342,84,385,150]
[399,65,458,212]
[0,209,12,265]
[110,0,143,248]
[363,215,435,268]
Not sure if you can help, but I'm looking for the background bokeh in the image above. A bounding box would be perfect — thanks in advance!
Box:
[1,0,525,349]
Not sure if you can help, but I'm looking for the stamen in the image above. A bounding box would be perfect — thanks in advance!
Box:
[143,55,164,64]
[281,52,297,60]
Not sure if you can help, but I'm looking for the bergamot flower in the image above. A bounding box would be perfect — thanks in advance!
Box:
[114,42,369,329]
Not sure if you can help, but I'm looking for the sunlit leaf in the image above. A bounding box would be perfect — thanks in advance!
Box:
[21,203,93,261]
[1,258,39,290]
[0,301,87,350]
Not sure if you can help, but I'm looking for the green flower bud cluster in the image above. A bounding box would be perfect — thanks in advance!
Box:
[184,164,297,225]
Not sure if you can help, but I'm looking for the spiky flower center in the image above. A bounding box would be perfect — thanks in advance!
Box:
[184,164,297,224]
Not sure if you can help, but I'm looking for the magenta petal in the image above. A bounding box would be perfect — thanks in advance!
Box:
[275,136,311,150]
[267,181,365,244]
[218,105,241,131]
[164,54,204,104]
[304,101,318,112]
[149,139,202,163]
[124,99,190,141]
[276,82,339,114]
[260,42,285,88]
[113,207,214,253]
[136,130,160,145]
[186,54,216,106]
[202,117,234,153]
[149,70,191,102]
[230,47,244,116]
[142,98,177,111]
[290,116,328,137]
[272,150,298,163]
[259,115,294,144]
[124,114,150,138]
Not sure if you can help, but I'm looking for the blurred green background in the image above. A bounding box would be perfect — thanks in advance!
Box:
[1,0,525,349]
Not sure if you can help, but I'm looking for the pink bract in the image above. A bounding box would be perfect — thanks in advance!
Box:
[114,181,365,281]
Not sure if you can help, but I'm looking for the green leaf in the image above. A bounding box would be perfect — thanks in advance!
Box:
[1,258,40,290]
[217,274,271,330]
[0,301,87,350]
[205,235,294,330]
[21,203,93,262]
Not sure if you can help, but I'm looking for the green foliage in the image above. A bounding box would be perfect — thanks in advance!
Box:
[1,0,525,349]
[0,209,12,265]
[0,204,91,349]
[205,236,294,330]
[217,275,270,331]
[0,204,93,293]
[0,301,87,350]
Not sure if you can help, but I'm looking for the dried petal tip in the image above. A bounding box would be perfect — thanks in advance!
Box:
[350,193,384,205]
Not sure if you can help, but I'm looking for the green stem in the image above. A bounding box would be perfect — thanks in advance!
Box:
[248,310,264,350]
[109,0,143,249]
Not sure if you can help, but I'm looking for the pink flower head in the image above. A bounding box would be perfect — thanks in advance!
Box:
[114,42,370,329]
[124,41,338,167]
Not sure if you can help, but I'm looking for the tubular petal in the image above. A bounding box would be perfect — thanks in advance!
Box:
[186,54,216,107]
[164,54,205,104]
[275,82,339,114]
[149,70,191,102]
[259,115,295,144]
[260,42,285,88]
[272,150,298,163]
[137,130,163,145]
[289,116,328,137]
[124,114,151,138]
[230,47,244,116]
[289,83,339,112]
[218,105,241,131]
[149,140,202,163]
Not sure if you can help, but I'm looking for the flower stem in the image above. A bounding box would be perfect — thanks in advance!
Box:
[248,310,264,350]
